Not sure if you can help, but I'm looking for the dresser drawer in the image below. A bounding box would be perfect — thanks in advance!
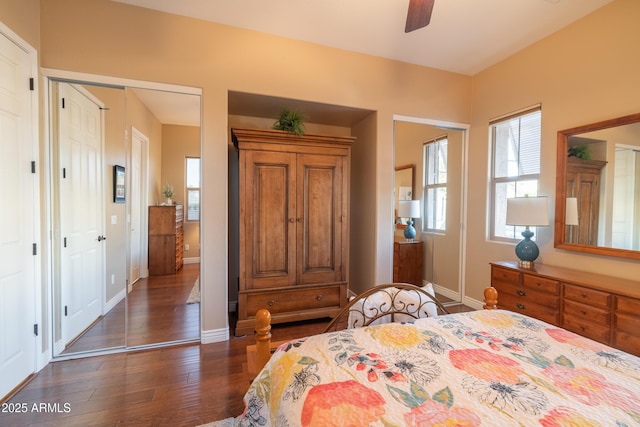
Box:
[563,283,611,308]
[494,282,559,310]
[497,292,559,325]
[491,267,521,286]
[563,299,610,325]
[615,295,640,315]
[613,314,640,356]
[522,274,559,295]
[245,285,342,316]
[562,314,610,344]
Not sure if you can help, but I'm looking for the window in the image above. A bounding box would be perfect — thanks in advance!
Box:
[424,136,448,232]
[490,107,541,240]
[185,157,200,221]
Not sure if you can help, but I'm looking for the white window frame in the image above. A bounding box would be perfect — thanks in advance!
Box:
[423,136,448,233]
[185,156,201,222]
[489,107,542,242]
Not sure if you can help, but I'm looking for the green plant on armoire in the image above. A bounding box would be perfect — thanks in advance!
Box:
[272,108,307,135]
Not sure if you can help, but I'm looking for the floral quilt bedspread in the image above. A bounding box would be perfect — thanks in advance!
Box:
[238,309,640,426]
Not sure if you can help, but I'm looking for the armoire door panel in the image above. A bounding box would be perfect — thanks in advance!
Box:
[297,154,343,284]
[244,150,297,289]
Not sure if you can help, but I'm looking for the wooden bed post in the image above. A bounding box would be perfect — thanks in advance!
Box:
[483,286,498,309]
[255,309,272,374]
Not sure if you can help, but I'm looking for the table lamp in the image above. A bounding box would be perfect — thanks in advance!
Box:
[398,200,421,241]
[506,196,549,269]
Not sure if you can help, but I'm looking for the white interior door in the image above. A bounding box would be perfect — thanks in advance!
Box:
[58,83,104,345]
[0,29,38,399]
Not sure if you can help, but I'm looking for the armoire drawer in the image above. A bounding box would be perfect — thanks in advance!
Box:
[245,286,343,316]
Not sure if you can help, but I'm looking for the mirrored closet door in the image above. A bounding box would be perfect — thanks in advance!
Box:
[48,77,202,358]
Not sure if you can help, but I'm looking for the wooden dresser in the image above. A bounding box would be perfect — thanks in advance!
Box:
[148,205,184,275]
[490,261,640,356]
[232,128,355,336]
[393,239,423,286]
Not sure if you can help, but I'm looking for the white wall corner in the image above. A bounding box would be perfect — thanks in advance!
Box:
[201,327,229,344]
[430,282,460,302]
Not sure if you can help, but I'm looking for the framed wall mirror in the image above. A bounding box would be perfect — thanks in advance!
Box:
[394,164,415,227]
[554,112,640,260]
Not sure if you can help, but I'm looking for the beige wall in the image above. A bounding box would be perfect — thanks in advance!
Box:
[36,0,471,336]
[161,124,201,259]
[466,0,640,301]
[0,0,39,49]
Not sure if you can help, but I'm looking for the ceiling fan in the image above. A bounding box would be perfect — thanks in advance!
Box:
[405,0,435,33]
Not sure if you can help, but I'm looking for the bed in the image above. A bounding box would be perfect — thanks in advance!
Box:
[238,286,640,426]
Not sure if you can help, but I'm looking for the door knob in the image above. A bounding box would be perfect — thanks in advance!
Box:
[97,235,107,242]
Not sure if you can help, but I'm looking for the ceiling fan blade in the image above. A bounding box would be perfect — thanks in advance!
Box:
[405,0,435,33]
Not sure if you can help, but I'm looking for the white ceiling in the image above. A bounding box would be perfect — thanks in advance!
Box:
[114,0,611,76]
[115,0,613,126]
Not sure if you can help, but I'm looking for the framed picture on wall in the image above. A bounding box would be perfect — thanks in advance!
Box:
[113,165,125,203]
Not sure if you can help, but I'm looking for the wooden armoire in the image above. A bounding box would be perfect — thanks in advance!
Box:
[232,128,355,336]
[565,157,607,246]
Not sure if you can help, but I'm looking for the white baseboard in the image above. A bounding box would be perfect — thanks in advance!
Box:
[430,282,461,302]
[105,287,126,314]
[184,257,200,264]
[462,296,485,311]
[201,327,229,344]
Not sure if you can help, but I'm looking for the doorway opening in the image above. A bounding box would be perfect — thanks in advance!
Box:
[393,115,469,305]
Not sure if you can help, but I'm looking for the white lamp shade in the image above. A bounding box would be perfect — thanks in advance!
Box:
[398,200,421,218]
[565,197,579,225]
[506,196,549,226]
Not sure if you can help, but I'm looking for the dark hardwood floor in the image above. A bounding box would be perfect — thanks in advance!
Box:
[63,264,200,354]
[2,290,473,426]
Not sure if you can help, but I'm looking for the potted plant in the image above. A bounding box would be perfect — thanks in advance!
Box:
[272,108,307,135]
[162,184,174,205]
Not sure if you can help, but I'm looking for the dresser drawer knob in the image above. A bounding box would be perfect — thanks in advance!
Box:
[517,290,526,296]
[268,300,275,307]
[581,293,587,298]
[581,310,587,315]
[316,295,323,301]
[516,303,526,310]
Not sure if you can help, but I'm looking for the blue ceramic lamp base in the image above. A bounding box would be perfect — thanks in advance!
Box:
[515,227,539,269]
[404,219,416,241]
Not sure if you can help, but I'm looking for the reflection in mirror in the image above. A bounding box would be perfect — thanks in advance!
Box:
[555,113,640,260]
[393,120,466,302]
[51,82,127,356]
[49,78,202,357]
[394,164,415,226]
